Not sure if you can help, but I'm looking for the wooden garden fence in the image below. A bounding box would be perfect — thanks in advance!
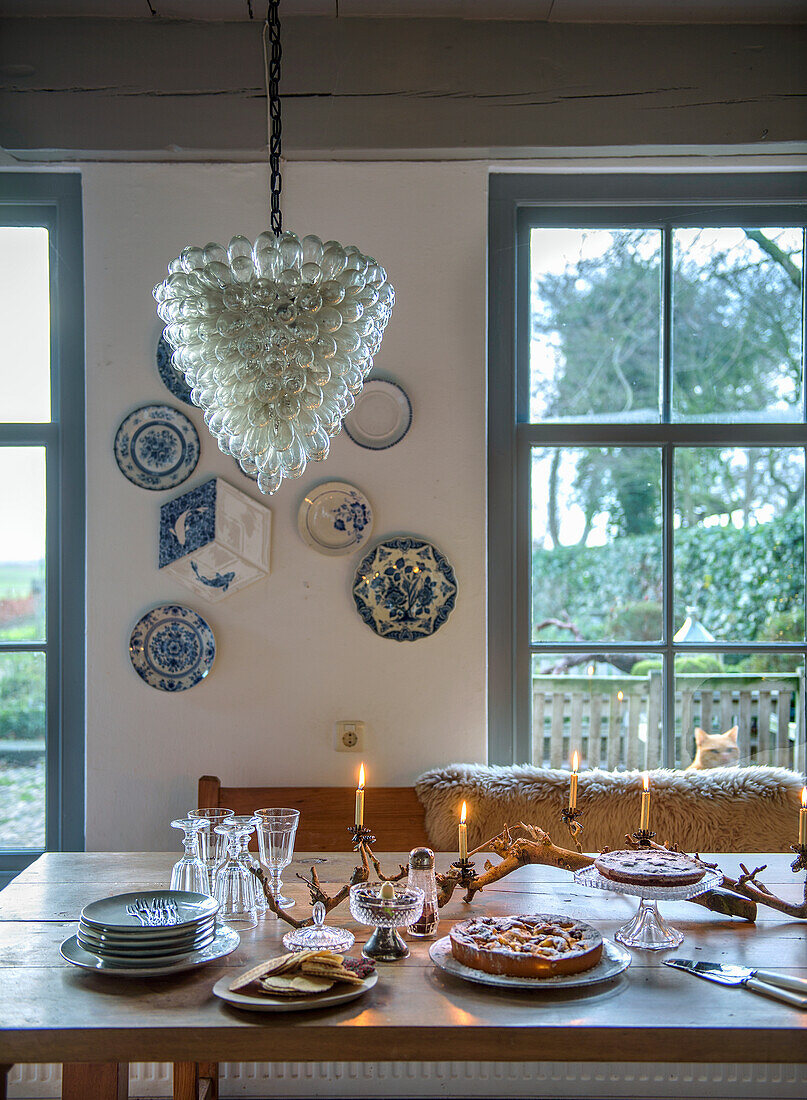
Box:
[531,671,803,771]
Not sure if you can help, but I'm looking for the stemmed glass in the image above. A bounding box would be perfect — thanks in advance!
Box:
[213,820,260,930]
[188,807,234,891]
[218,814,266,915]
[255,807,299,910]
[169,817,209,895]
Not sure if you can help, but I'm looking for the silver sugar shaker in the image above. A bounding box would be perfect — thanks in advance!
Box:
[406,847,439,938]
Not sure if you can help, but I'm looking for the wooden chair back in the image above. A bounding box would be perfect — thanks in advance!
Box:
[197,775,429,851]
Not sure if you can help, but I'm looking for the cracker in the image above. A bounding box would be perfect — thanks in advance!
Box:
[229,956,292,991]
[300,961,366,986]
[260,974,334,995]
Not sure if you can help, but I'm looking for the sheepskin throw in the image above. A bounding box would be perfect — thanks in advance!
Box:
[415,764,804,853]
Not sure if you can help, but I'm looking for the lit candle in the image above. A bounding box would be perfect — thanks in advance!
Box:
[459,801,468,860]
[354,763,365,827]
[640,773,651,831]
[799,787,806,847]
[569,751,579,811]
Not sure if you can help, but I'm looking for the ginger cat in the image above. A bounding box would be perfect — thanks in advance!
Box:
[686,725,740,770]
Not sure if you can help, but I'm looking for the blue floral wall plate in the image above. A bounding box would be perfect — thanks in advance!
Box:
[157,332,194,406]
[114,404,200,490]
[129,604,215,691]
[352,538,457,641]
[298,481,374,556]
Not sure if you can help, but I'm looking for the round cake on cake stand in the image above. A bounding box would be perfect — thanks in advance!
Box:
[574,866,722,950]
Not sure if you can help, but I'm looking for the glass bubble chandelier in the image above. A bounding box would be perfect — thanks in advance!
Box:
[152,1,394,495]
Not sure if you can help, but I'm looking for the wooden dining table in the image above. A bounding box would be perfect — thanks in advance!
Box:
[0,850,805,1100]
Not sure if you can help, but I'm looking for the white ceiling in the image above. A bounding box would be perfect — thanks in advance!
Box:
[1,0,806,22]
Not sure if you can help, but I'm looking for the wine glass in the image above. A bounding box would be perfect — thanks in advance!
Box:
[254,807,299,910]
[169,817,209,895]
[188,807,234,891]
[218,814,266,915]
[213,821,259,930]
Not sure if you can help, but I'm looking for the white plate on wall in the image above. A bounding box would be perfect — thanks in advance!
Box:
[297,481,374,556]
[344,380,412,450]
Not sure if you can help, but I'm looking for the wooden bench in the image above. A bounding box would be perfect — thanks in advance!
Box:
[197,775,429,851]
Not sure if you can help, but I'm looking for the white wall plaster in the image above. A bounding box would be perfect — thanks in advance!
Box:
[81,160,488,852]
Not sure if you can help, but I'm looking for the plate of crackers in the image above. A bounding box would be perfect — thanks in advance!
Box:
[213,948,378,1013]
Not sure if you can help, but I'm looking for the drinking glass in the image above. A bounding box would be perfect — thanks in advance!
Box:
[213,821,259,930]
[169,817,209,895]
[217,814,266,914]
[188,807,234,891]
[255,807,300,909]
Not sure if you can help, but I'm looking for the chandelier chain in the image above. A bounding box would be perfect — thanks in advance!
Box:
[264,1,283,235]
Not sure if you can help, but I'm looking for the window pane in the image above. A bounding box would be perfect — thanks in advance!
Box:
[0,448,46,642]
[530,228,661,423]
[674,653,804,771]
[0,227,51,423]
[532,448,662,643]
[0,651,46,850]
[673,447,804,644]
[672,227,804,422]
[531,653,664,770]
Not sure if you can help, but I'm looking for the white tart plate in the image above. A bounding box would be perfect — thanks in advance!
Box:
[429,936,631,991]
[213,970,377,1013]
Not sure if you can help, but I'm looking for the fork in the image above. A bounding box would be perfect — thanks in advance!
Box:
[126,898,180,927]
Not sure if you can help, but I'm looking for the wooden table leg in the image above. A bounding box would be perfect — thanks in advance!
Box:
[62,1062,127,1100]
[0,1065,13,1100]
[173,1061,218,1100]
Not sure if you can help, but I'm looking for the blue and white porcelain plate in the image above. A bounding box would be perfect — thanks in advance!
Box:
[156,332,194,406]
[114,404,200,490]
[128,604,215,691]
[298,481,374,556]
[352,538,457,641]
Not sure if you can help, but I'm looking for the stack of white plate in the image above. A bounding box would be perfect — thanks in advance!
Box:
[60,890,239,977]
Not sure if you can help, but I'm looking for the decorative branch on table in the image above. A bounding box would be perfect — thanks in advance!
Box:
[249,840,407,930]
[433,823,759,922]
[252,822,806,928]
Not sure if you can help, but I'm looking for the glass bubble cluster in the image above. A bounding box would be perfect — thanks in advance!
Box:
[153,231,394,494]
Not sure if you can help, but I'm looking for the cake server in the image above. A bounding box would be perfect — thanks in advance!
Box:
[665,960,807,1008]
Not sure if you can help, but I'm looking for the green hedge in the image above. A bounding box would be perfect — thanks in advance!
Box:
[532,509,803,644]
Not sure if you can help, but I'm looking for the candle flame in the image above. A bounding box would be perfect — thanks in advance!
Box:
[802,786,806,809]
[358,763,365,789]
[617,690,624,701]
[572,751,579,773]
[643,773,649,792]
[460,801,467,824]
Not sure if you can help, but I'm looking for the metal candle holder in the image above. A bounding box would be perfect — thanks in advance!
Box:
[561,806,584,851]
[348,823,376,850]
[790,843,807,910]
[631,829,657,848]
[451,858,478,890]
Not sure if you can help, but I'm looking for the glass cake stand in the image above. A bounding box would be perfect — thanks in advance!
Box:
[574,865,722,950]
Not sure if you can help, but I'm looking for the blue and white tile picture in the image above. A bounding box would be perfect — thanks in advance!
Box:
[352,537,457,641]
[159,478,272,603]
[114,404,200,491]
[128,604,215,692]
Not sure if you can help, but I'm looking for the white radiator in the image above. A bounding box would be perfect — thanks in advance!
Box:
[7,1061,807,1099]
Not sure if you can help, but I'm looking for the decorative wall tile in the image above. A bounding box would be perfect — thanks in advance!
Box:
[159,478,271,602]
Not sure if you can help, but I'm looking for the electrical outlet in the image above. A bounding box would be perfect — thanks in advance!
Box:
[335,720,365,752]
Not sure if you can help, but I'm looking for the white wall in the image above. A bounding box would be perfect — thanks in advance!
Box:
[82,161,488,852]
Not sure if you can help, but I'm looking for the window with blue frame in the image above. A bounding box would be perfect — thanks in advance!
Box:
[0,174,85,882]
